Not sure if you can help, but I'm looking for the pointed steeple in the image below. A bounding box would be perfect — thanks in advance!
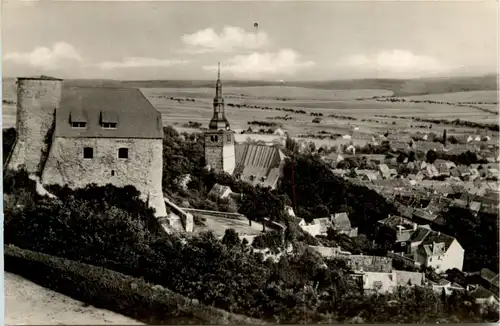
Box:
[209,62,230,130]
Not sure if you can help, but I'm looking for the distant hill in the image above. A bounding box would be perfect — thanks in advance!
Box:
[3,74,498,97]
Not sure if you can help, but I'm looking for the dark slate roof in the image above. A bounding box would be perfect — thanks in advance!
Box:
[54,87,163,139]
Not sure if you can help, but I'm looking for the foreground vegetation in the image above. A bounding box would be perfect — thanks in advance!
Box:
[5,244,260,325]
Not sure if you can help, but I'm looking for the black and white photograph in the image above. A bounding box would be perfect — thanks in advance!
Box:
[1,0,499,324]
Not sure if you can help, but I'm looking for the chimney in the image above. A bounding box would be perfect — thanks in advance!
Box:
[413,223,417,231]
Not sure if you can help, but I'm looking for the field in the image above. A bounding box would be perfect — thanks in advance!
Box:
[2,76,499,149]
[399,90,499,103]
[5,272,142,325]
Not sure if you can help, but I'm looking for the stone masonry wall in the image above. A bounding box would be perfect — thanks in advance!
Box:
[204,131,235,174]
[41,137,166,217]
[7,79,62,174]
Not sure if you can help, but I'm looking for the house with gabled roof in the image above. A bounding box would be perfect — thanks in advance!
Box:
[428,279,464,295]
[468,268,500,295]
[208,183,233,199]
[414,231,464,273]
[331,212,358,237]
[468,285,500,307]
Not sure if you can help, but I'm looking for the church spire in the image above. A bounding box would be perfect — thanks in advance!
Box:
[209,62,230,130]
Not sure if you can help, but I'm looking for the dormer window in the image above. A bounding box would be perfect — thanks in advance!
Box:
[72,122,87,128]
[102,122,117,129]
[100,110,118,129]
[70,109,88,129]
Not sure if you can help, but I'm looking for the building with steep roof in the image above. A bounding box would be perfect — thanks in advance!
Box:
[414,231,464,273]
[208,183,232,199]
[204,65,286,189]
[331,212,358,237]
[5,76,167,217]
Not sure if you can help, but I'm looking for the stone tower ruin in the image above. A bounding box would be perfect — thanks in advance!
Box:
[6,76,63,175]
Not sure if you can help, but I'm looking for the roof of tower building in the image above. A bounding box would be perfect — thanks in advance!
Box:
[209,62,230,131]
[54,86,163,139]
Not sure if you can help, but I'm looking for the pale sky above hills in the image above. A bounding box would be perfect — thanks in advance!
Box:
[2,0,498,80]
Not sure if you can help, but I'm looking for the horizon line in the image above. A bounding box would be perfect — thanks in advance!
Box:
[2,72,498,83]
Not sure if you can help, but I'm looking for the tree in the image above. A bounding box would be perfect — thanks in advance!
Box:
[222,228,240,247]
[397,153,407,164]
[408,151,416,162]
[426,150,438,164]
[285,134,300,154]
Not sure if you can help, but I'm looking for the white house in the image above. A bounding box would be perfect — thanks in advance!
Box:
[414,231,464,273]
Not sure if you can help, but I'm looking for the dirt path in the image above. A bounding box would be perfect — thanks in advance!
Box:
[4,272,143,325]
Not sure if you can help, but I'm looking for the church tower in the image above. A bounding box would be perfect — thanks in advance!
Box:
[204,63,236,174]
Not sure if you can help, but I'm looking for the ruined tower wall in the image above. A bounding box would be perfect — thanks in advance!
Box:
[41,137,167,217]
[6,78,62,174]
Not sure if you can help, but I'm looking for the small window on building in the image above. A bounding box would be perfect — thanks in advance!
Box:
[83,147,93,159]
[72,122,87,128]
[214,135,218,142]
[111,170,115,176]
[226,134,231,141]
[102,122,117,129]
[118,148,129,159]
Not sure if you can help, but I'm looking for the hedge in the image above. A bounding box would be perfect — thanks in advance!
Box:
[4,245,264,325]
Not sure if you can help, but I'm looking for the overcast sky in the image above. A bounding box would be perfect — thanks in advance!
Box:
[2,1,498,80]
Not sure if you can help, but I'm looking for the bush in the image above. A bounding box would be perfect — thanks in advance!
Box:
[3,168,35,194]
[252,230,283,253]
[4,245,262,325]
